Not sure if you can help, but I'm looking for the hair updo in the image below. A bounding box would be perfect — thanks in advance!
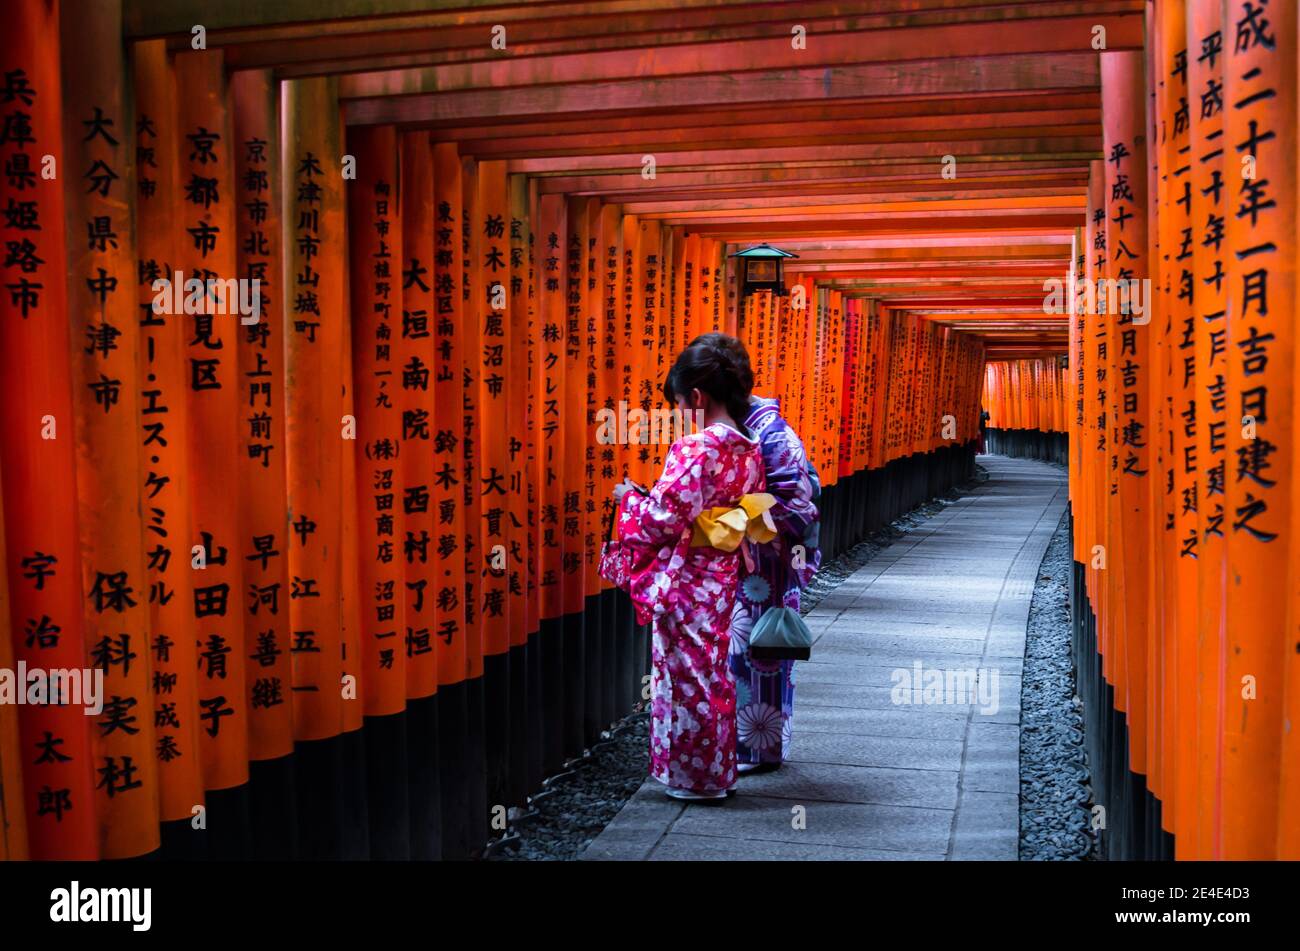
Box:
[662,332,754,432]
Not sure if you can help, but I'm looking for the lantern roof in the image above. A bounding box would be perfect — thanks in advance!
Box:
[728,242,798,259]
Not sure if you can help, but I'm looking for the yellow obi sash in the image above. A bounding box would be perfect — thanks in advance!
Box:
[690,493,778,552]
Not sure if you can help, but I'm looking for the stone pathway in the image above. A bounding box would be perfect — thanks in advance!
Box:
[580,454,1068,861]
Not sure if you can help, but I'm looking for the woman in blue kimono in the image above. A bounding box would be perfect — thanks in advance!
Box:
[698,334,821,773]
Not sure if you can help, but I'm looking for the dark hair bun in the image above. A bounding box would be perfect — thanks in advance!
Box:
[662,333,754,431]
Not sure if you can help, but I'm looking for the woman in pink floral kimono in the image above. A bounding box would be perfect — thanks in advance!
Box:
[606,336,765,801]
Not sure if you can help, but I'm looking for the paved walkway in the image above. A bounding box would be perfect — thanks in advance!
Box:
[581,454,1068,861]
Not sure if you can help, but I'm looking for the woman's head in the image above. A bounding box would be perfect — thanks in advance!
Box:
[662,333,754,428]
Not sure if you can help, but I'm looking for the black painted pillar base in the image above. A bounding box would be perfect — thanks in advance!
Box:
[364,710,410,859]
[407,692,442,860]
[983,427,1068,464]
[539,615,565,775]
[436,680,471,859]
[483,649,511,819]
[583,593,604,745]
[562,610,586,759]
[1070,508,1177,861]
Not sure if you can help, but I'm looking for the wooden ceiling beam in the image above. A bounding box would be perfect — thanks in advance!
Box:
[455,118,1102,161]
[335,16,1135,97]
[127,0,1139,40]
[536,162,1090,194]
[504,136,1101,174]
[617,186,1086,213]
[341,53,1101,124]
[268,9,1139,78]
[429,93,1101,138]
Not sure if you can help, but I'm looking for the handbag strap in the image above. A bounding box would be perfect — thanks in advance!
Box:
[604,497,620,543]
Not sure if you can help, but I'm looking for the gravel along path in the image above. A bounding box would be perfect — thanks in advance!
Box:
[489,467,990,861]
[1018,505,1097,860]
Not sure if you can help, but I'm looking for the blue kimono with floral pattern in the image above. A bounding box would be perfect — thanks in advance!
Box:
[729,397,821,765]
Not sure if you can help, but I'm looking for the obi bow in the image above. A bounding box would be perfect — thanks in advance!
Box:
[690,493,778,552]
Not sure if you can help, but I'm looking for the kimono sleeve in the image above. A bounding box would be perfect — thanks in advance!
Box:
[617,436,710,551]
[761,419,819,545]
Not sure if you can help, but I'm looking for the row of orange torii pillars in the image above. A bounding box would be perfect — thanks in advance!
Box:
[976,3,1300,860]
[1,0,1297,863]
[1066,1,1299,860]
[983,358,1069,435]
[0,2,987,859]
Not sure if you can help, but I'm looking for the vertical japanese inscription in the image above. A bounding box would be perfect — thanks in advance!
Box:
[175,50,248,790]
[0,0,98,859]
[231,69,293,761]
[62,0,159,857]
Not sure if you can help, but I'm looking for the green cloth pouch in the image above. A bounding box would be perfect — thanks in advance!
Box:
[748,605,812,661]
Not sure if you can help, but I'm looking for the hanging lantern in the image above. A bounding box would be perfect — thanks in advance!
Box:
[729,242,797,301]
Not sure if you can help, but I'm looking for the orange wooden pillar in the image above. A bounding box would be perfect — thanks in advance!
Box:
[722,241,738,335]
[1102,51,1151,782]
[346,123,411,856]
[659,225,676,402]
[1157,0,1200,851]
[640,219,664,481]
[680,234,698,346]
[430,142,468,692]
[0,0,98,859]
[757,289,775,395]
[595,200,624,726]
[281,77,345,744]
[619,212,640,490]
[838,300,859,478]
[1083,160,1109,663]
[815,288,829,455]
[346,125,406,716]
[131,41,205,834]
[460,155,485,701]
[396,130,442,856]
[1143,0,1169,829]
[476,159,514,809]
[561,194,589,753]
[614,207,644,716]
[696,237,718,335]
[1219,0,1295,860]
[1280,8,1300,862]
[581,199,605,738]
[858,299,874,469]
[508,172,543,791]
[712,242,727,335]
[230,69,295,779]
[630,218,657,487]
[805,290,823,473]
[339,256,364,763]
[456,156,490,841]
[536,192,567,772]
[392,133,439,696]
[477,159,513,662]
[594,203,623,584]
[172,51,250,804]
[1186,0,1227,861]
[398,131,439,702]
[825,291,845,481]
[791,281,812,441]
[862,300,884,472]
[60,0,160,859]
[428,142,483,854]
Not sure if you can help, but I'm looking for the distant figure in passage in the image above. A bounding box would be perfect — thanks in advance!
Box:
[600,334,766,801]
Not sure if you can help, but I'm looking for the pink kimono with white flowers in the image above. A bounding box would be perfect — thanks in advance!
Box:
[613,423,765,793]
